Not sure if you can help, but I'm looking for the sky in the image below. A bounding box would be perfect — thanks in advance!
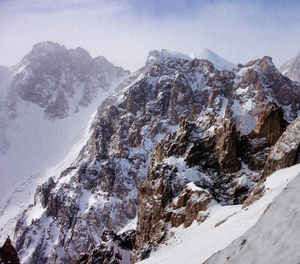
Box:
[0,0,300,71]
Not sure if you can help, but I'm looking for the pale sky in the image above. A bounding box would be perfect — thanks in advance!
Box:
[0,0,300,71]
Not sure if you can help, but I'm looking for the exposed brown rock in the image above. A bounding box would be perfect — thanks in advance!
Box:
[245,101,287,171]
[263,116,300,177]
[133,115,256,262]
[253,101,286,145]
[0,237,20,264]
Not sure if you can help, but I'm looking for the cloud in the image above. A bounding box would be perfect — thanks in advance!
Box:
[0,0,300,71]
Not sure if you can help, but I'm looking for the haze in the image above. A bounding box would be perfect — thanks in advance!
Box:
[0,0,300,71]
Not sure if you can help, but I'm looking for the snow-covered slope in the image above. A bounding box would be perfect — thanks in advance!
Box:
[279,51,300,82]
[0,66,13,99]
[138,164,300,264]
[0,41,129,243]
[190,49,236,71]
[205,165,300,264]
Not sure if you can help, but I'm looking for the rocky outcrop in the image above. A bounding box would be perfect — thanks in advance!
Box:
[133,114,259,262]
[13,51,300,263]
[241,101,287,171]
[75,230,135,264]
[0,237,20,264]
[280,51,300,82]
[263,116,300,177]
[243,116,300,208]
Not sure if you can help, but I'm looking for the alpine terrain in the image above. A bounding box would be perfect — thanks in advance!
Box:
[0,45,300,264]
[0,41,129,246]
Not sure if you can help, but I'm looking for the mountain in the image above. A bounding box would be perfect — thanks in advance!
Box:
[279,51,300,82]
[0,41,129,244]
[190,49,236,71]
[9,49,300,263]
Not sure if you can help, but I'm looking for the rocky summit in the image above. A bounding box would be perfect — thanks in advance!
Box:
[0,47,299,264]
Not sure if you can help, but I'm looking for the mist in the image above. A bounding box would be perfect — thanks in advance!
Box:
[1,0,300,71]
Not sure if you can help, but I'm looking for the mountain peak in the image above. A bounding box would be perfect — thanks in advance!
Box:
[32,41,67,53]
[190,49,236,71]
[146,49,191,65]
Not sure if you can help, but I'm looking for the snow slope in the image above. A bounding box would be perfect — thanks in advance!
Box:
[206,166,300,264]
[190,49,236,71]
[0,66,13,98]
[0,106,103,244]
[138,164,300,264]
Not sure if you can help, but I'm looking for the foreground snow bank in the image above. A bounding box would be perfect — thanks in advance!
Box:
[206,165,300,264]
[139,164,300,264]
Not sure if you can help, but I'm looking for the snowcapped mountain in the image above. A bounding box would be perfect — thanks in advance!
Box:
[0,41,129,244]
[7,48,300,264]
[279,51,300,82]
[189,49,236,71]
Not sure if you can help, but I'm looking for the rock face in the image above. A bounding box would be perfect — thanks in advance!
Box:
[75,230,135,264]
[243,116,300,208]
[280,51,300,82]
[12,50,300,264]
[241,101,287,171]
[0,237,20,264]
[133,115,251,262]
[263,116,300,177]
[205,173,300,264]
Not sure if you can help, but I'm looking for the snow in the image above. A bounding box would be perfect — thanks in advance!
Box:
[118,217,137,234]
[191,49,236,71]
[230,98,257,134]
[206,165,300,264]
[219,97,228,117]
[0,66,13,99]
[185,182,205,192]
[138,164,300,264]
